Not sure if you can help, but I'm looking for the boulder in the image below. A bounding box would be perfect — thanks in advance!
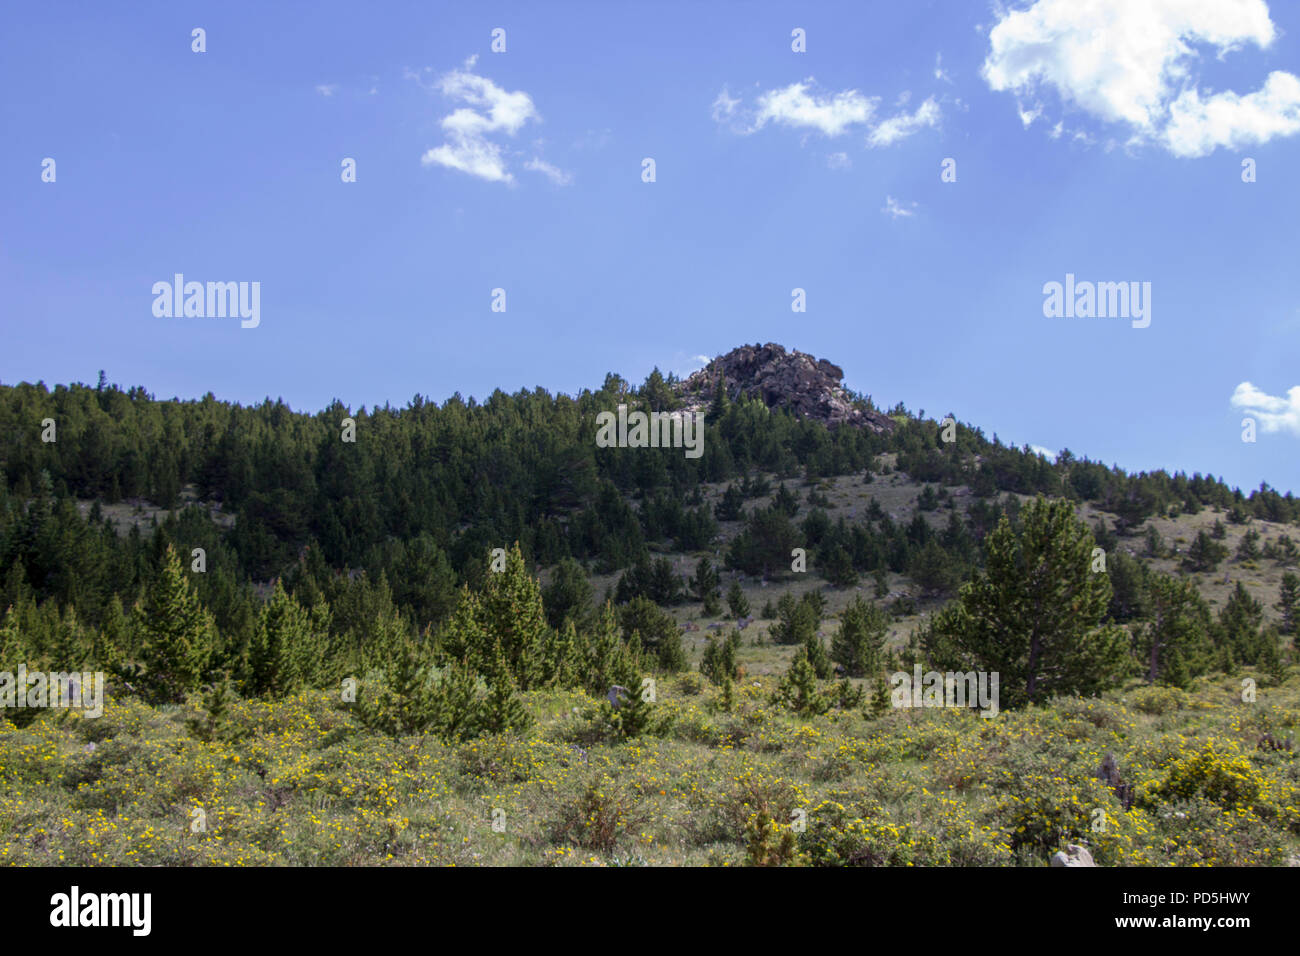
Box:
[1050,844,1096,867]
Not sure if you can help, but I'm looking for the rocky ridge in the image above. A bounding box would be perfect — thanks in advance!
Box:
[677,343,895,434]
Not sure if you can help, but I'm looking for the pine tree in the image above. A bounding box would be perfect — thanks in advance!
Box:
[477,543,548,688]
[439,586,490,671]
[1276,572,1300,636]
[1186,530,1228,572]
[137,545,215,703]
[1259,628,1287,685]
[478,639,533,735]
[1139,573,1211,686]
[707,372,730,423]
[726,581,750,618]
[692,557,722,616]
[249,580,314,696]
[936,497,1129,708]
[1217,581,1265,666]
[1144,524,1165,558]
[700,630,740,685]
[578,602,630,695]
[909,539,959,597]
[1236,528,1261,561]
[821,545,858,588]
[602,653,662,739]
[717,675,736,712]
[773,646,829,715]
[541,557,594,631]
[802,631,831,679]
[770,593,816,645]
[356,631,441,737]
[185,675,236,742]
[868,674,891,718]
[772,483,800,517]
[714,484,745,522]
[831,596,888,677]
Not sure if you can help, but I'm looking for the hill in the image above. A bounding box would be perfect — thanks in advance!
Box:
[1,347,1299,866]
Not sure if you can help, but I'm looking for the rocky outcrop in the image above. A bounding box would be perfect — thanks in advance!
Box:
[677,343,895,433]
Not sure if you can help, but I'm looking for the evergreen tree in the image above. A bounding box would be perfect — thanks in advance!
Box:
[726,580,750,618]
[932,497,1129,708]
[707,372,730,423]
[909,539,959,597]
[1236,528,1261,561]
[1139,573,1211,686]
[1217,581,1266,666]
[137,545,215,703]
[714,484,745,521]
[1186,530,1228,572]
[770,593,817,645]
[802,631,832,679]
[1107,551,1151,623]
[542,557,594,631]
[691,557,722,615]
[478,638,533,735]
[356,633,441,737]
[821,544,858,588]
[772,483,800,517]
[773,646,829,715]
[476,543,548,688]
[868,675,891,718]
[726,506,799,577]
[1276,572,1300,636]
[831,596,888,677]
[248,580,317,696]
[1143,524,1165,558]
[700,630,740,685]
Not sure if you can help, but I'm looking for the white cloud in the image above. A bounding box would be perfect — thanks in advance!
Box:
[826,151,852,170]
[525,157,573,186]
[711,88,741,124]
[868,97,941,147]
[1029,444,1056,460]
[983,0,1300,156]
[1230,381,1300,435]
[315,84,338,97]
[714,78,941,148]
[881,195,917,219]
[1164,70,1300,156]
[419,56,540,184]
[934,53,952,84]
[751,80,877,136]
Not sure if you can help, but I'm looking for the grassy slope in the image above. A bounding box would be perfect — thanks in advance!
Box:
[22,465,1295,866]
[2,666,1296,866]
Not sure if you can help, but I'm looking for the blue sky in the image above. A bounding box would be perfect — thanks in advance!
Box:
[3,0,1299,494]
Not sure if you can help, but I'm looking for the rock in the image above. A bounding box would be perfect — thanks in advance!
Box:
[607,685,629,708]
[676,343,896,434]
[1050,844,1096,867]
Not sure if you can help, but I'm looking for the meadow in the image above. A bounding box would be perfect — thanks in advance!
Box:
[3,659,1296,867]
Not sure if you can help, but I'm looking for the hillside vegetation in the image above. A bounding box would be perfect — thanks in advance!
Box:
[1,353,1298,865]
